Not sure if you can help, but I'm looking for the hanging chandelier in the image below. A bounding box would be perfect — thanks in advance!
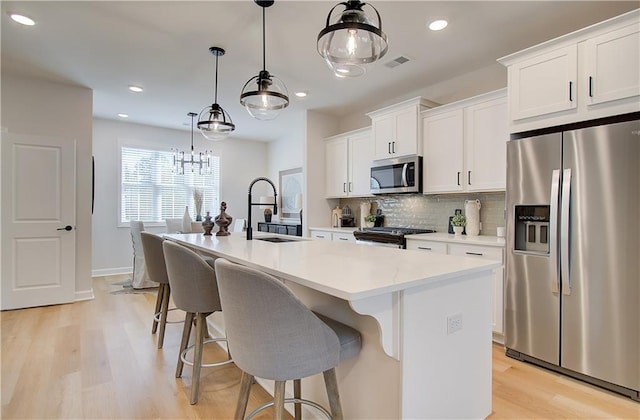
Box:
[240,0,289,121]
[173,112,212,175]
[198,46,235,140]
[317,0,388,78]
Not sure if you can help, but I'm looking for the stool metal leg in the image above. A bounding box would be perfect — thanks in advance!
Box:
[274,381,286,420]
[294,379,302,420]
[323,368,344,420]
[190,313,206,405]
[151,283,163,334]
[235,371,253,420]
[157,284,170,349]
[176,312,194,378]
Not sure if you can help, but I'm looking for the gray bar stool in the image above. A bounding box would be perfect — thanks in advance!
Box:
[162,241,232,405]
[214,258,362,420]
[140,232,182,349]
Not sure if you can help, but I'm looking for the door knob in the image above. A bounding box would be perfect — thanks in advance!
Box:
[57,225,73,231]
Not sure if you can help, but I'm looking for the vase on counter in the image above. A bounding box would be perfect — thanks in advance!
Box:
[465,199,481,236]
[182,206,193,233]
[202,212,214,236]
[453,226,464,236]
[214,202,232,236]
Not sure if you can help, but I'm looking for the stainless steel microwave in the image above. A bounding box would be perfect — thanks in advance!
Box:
[370,155,422,194]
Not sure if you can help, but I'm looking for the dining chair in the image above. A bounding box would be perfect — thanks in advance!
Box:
[129,221,154,289]
[214,258,362,419]
[162,241,232,404]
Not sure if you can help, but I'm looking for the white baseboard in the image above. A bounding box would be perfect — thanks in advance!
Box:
[92,267,132,277]
[75,289,95,302]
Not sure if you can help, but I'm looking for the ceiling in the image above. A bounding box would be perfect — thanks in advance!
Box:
[2,1,637,142]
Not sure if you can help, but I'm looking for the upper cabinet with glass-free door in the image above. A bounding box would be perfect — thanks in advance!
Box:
[325,127,373,198]
[367,97,438,160]
[499,9,639,133]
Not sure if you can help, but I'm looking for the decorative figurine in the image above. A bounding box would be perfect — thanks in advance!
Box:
[214,201,232,236]
[202,211,214,236]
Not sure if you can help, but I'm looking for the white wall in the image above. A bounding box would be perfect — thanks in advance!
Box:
[304,110,339,233]
[337,63,507,133]
[91,118,268,275]
[1,72,94,297]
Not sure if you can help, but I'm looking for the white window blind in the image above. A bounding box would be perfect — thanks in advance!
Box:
[120,146,220,224]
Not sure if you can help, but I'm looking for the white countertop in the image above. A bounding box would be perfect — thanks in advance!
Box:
[408,232,506,248]
[164,232,499,301]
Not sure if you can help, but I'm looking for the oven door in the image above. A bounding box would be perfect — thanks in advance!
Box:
[355,239,403,249]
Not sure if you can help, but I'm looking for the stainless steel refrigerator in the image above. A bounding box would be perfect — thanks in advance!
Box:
[505,114,639,401]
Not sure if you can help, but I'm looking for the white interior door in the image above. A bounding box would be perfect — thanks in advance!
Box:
[1,133,76,310]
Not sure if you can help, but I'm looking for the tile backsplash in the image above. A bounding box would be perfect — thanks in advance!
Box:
[340,192,506,236]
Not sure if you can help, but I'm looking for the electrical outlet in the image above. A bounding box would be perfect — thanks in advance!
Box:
[447,313,463,335]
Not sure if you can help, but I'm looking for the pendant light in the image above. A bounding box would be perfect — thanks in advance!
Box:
[173,112,212,175]
[317,0,388,78]
[198,46,235,140]
[240,0,289,121]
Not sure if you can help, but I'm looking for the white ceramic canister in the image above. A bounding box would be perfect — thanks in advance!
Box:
[465,199,481,236]
[360,202,371,227]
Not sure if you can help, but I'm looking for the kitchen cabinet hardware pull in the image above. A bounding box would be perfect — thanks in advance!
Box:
[457,172,461,186]
[338,238,348,241]
[349,182,352,192]
[418,247,432,250]
[388,142,391,154]
[343,183,347,193]
[589,76,593,97]
[468,171,471,185]
[465,252,483,256]
[569,81,573,101]
[316,235,325,238]
[392,141,396,154]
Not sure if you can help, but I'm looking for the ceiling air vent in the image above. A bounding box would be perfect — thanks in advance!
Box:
[384,56,411,69]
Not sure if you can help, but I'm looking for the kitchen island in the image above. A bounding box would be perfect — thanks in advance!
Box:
[165,232,500,419]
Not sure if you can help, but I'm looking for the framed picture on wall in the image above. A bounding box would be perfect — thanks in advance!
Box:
[279,167,302,221]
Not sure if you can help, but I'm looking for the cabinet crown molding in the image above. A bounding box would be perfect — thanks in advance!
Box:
[497,9,639,66]
[421,88,506,117]
[366,96,440,119]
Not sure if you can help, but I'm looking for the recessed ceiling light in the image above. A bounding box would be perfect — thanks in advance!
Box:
[128,85,143,93]
[117,113,129,118]
[295,91,308,98]
[428,19,448,31]
[9,13,35,26]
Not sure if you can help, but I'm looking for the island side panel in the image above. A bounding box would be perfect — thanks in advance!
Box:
[401,271,493,419]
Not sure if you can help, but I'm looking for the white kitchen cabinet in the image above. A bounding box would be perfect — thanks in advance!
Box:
[499,10,639,132]
[367,97,438,160]
[406,240,447,254]
[422,90,507,194]
[310,230,332,240]
[325,128,373,198]
[332,232,356,243]
[309,229,356,243]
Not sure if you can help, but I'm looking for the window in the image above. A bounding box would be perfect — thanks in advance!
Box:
[120,146,220,225]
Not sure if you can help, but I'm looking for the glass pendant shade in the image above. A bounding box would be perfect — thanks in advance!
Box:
[198,103,235,141]
[317,0,388,78]
[198,46,235,140]
[240,1,289,120]
[240,70,289,121]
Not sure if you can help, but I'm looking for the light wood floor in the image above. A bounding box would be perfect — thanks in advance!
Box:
[2,275,638,419]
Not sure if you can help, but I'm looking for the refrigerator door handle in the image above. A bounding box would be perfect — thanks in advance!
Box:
[561,168,572,295]
[549,169,561,293]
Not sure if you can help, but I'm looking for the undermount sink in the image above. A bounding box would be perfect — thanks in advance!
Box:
[255,237,299,243]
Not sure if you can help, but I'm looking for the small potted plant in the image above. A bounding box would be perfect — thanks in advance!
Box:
[264,207,272,222]
[451,214,466,236]
[364,214,377,228]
